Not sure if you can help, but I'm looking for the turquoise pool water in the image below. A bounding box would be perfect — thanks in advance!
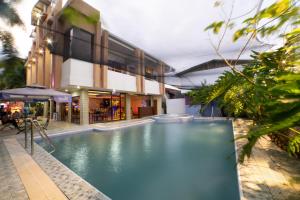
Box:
[38,120,240,200]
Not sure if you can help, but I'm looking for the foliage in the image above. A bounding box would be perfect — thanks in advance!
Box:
[0,0,23,26]
[61,7,100,26]
[0,1,25,89]
[196,0,300,162]
[187,83,214,105]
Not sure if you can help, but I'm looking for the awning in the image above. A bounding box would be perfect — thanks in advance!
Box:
[0,85,71,103]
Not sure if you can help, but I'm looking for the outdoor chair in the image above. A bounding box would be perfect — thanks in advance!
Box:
[0,116,27,134]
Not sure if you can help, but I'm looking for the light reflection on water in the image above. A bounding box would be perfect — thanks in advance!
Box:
[109,131,122,173]
[143,124,152,153]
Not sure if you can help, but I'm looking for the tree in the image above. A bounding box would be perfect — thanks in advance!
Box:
[0,0,25,89]
[191,0,300,162]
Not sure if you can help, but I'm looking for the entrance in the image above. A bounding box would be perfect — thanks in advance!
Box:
[89,91,126,123]
[130,95,153,119]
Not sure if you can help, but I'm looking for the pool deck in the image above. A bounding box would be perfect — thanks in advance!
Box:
[233,119,300,200]
[0,118,299,199]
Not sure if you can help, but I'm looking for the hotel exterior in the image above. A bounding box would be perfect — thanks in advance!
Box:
[26,0,173,124]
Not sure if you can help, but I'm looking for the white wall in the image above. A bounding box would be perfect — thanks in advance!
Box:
[61,58,93,88]
[107,70,137,92]
[144,79,160,95]
[166,98,186,114]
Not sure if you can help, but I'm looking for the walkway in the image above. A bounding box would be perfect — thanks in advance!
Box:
[4,138,67,200]
[233,119,300,200]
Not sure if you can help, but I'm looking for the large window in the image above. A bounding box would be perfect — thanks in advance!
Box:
[144,55,160,81]
[107,37,138,75]
[89,91,126,124]
[64,27,94,62]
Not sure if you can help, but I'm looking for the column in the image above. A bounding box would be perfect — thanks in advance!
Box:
[153,96,163,115]
[43,101,49,118]
[80,90,89,125]
[49,99,53,119]
[56,103,61,121]
[126,94,131,120]
[67,102,72,123]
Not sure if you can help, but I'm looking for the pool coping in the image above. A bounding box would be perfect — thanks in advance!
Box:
[34,117,244,200]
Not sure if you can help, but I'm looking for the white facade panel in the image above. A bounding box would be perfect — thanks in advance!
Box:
[107,70,137,92]
[166,98,186,114]
[61,58,93,88]
[144,79,160,95]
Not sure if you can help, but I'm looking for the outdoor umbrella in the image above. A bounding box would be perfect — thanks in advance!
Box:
[0,85,71,102]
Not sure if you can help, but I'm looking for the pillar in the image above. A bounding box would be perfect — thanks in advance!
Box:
[153,96,163,115]
[67,102,72,123]
[80,90,89,125]
[126,94,132,120]
[49,99,53,119]
[43,101,49,118]
[56,103,61,121]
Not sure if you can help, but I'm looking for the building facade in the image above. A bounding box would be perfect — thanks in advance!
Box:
[26,0,173,124]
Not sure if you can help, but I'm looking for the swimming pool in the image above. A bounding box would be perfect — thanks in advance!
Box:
[38,120,240,200]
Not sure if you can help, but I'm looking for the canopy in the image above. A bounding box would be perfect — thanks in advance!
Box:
[0,85,71,103]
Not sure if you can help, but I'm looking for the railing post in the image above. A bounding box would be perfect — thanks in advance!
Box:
[31,120,34,155]
[24,117,27,149]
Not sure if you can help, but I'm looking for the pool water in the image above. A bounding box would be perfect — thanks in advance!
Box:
[38,121,240,200]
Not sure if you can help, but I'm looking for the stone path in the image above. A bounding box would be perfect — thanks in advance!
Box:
[0,140,28,200]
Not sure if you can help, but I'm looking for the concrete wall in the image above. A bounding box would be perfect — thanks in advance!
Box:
[107,70,137,92]
[61,58,93,88]
[145,79,160,95]
[166,98,186,114]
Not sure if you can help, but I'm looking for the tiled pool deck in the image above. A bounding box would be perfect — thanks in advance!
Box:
[0,118,299,199]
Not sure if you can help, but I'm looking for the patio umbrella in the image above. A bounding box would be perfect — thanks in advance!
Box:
[0,85,71,102]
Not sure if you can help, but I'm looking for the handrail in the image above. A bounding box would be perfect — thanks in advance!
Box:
[31,119,55,153]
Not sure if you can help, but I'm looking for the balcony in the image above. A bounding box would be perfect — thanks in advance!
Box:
[144,79,160,95]
[107,70,137,92]
[61,58,93,88]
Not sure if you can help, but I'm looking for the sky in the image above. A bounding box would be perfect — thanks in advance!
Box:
[1,0,276,72]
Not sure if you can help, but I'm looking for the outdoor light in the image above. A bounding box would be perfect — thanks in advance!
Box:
[46,38,53,45]
[77,86,80,89]
[112,89,116,94]
[65,89,69,92]
[39,48,44,54]
[281,60,286,64]
[35,12,42,19]
[31,58,36,62]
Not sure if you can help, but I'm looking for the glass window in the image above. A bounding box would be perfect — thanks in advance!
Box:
[107,37,138,75]
[88,92,126,123]
[64,27,94,62]
[144,55,160,81]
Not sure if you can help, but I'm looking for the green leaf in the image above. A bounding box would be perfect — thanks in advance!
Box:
[204,21,224,34]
